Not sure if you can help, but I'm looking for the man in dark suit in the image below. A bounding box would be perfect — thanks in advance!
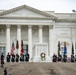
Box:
[4,67,7,75]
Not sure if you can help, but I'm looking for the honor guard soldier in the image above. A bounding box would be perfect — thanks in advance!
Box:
[58,54,62,62]
[11,53,15,62]
[71,54,74,63]
[6,53,10,62]
[63,55,67,62]
[20,53,24,62]
[25,52,29,62]
[16,54,19,62]
[52,54,57,62]
[1,53,4,67]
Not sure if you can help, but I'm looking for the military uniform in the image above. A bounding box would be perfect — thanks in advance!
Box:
[58,55,62,62]
[52,54,57,62]
[6,53,10,62]
[63,55,67,62]
[71,54,74,62]
[16,54,19,62]
[11,54,15,62]
[20,54,24,62]
[25,53,29,62]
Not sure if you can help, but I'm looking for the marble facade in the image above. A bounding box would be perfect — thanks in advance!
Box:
[0,5,76,62]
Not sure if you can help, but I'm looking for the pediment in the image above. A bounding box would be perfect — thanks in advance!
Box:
[0,5,56,18]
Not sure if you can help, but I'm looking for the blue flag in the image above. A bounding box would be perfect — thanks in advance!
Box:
[64,42,67,55]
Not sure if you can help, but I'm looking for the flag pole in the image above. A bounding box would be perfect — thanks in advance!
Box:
[71,28,73,54]
[16,40,19,54]
[71,28,72,55]
[71,28,74,55]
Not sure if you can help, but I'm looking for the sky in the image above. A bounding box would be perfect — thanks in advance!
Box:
[0,0,76,13]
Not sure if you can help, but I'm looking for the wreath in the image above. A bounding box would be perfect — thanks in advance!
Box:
[40,52,46,60]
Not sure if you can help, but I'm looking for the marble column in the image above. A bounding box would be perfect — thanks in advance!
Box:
[6,25,11,55]
[28,25,32,61]
[39,25,43,43]
[49,25,55,57]
[17,25,21,55]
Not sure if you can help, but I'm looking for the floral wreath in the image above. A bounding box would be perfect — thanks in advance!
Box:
[40,52,46,58]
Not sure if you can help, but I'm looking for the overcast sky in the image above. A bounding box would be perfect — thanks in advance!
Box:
[0,0,76,13]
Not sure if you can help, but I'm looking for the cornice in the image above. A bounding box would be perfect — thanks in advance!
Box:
[56,19,76,23]
[0,16,57,20]
[0,16,76,23]
[0,5,56,18]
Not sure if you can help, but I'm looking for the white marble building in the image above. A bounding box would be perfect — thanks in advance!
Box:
[0,5,76,62]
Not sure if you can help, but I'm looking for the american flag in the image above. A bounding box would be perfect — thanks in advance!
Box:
[10,42,15,55]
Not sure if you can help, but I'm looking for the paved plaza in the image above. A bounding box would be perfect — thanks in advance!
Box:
[0,62,76,75]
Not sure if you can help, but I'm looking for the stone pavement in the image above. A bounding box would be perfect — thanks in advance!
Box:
[0,62,76,75]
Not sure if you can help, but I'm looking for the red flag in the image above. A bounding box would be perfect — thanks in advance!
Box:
[16,40,19,49]
[20,40,24,55]
[10,42,15,55]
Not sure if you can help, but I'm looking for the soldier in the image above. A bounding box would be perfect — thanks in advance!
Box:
[25,52,29,62]
[1,53,4,67]
[20,53,24,62]
[6,53,10,62]
[11,53,15,62]
[22,54,24,62]
[58,54,62,62]
[20,54,22,62]
[52,54,57,62]
[63,55,67,62]
[71,54,74,63]
[16,54,19,62]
